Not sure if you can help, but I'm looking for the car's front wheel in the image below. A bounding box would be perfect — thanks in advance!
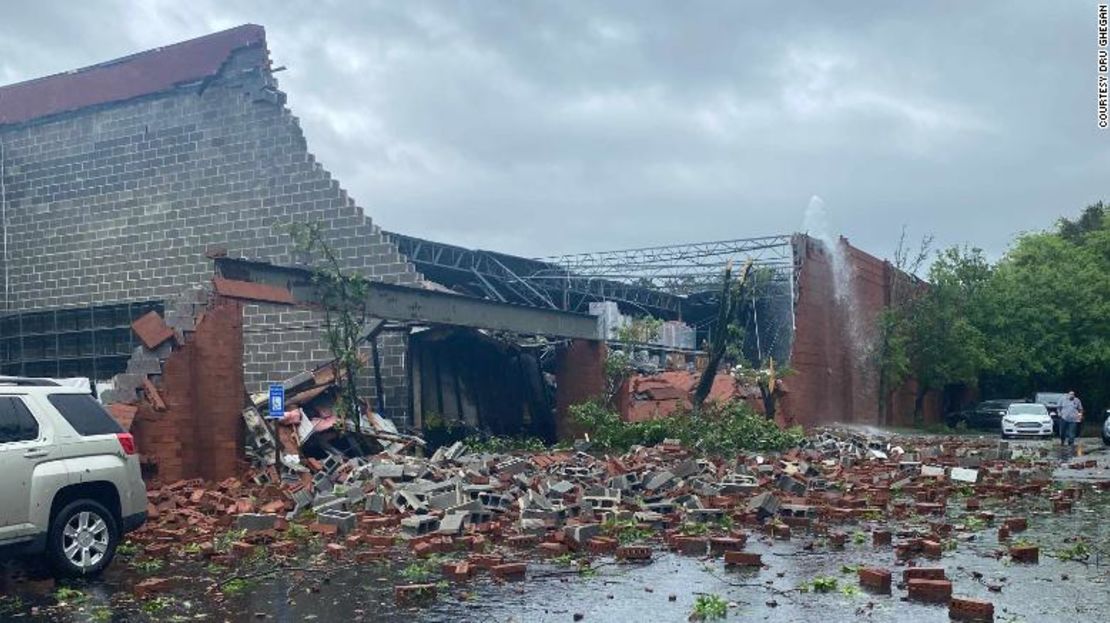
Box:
[47,500,119,577]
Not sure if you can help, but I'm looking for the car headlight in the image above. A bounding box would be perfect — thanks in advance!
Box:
[1002,418,1014,425]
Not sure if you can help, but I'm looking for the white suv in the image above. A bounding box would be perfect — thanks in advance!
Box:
[0,377,147,576]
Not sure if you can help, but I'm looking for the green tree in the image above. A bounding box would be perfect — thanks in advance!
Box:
[615,316,664,344]
[872,229,932,425]
[287,222,372,434]
[903,247,993,423]
[692,261,752,409]
[976,205,1110,407]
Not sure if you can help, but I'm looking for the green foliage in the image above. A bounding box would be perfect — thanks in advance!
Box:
[840,564,859,574]
[616,316,664,344]
[0,596,25,617]
[867,201,1110,424]
[131,558,164,573]
[286,522,314,543]
[601,517,653,544]
[1055,541,1090,562]
[872,229,933,422]
[287,221,372,433]
[604,350,634,401]
[571,399,804,455]
[116,540,138,556]
[53,587,87,604]
[901,246,993,422]
[401,556,446,581]
[852,531,867,545]
[214,528,247,554]
[462,435,547,454]
[552,553,577,566]
[694,261,753,409]
[691,594,729,620]
[140,596,174,614]
[799,576,839,593]
[680,522,709,536]
[975,205,1110,407]
[962,515,986,532]
[221,579,252,596]
[881,202,1110,422]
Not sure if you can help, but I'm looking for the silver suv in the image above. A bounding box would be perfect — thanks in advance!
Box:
[0,377,147,576]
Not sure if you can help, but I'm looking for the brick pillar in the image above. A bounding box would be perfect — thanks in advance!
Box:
[130,300,246,483]
[191,299,245,481]
[554,339,607,441]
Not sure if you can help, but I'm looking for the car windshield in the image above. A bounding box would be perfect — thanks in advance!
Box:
[1008,403,1048,415]
[1035,393,1065,405]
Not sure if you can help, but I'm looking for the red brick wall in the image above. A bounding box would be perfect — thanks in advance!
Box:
[554,339,607,441]
[191,300,246,480]
[131,299,245,482]
[782,235,941,429]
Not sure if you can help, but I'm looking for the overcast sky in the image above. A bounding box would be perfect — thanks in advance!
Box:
[2,1,1107,262]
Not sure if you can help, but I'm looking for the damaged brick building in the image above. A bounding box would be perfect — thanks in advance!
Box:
[0,24,941,482]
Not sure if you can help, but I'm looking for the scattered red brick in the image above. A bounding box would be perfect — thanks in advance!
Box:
[907,579,953,603]
[134,577,173,599]
[131,311,175,350]
[723,551,761,567]
[616,545,652,561]
[857,567,891,594]
[1010,545,1039,564]
[441,561,472,582]
[394,583,437,605]
[950,596,995,622]
[491,562,527,580]
[903,567,946,582]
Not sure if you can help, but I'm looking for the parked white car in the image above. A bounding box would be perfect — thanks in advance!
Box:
[0,377,147,576]
[1001,402,1054,439]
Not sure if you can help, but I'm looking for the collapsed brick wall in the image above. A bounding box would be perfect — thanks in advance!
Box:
[783,235,941,428]
[0,34,421,422]
[131,299,244,482]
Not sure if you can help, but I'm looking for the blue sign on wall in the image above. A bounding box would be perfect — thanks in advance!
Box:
[268,384,285,418]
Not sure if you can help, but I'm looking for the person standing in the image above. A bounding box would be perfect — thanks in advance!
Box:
[1058,390,1084,448]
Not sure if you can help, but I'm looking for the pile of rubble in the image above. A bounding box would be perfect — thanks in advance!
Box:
[239,358,425,480]
[126,425,1108,621]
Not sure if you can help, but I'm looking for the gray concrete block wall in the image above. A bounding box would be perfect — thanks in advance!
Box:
[0,44,420,423]
[241,301,409,421]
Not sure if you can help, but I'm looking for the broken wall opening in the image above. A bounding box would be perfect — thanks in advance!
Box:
[411,327,556,446]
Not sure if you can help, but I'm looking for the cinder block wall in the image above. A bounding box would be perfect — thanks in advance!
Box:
[0,43,420,423]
